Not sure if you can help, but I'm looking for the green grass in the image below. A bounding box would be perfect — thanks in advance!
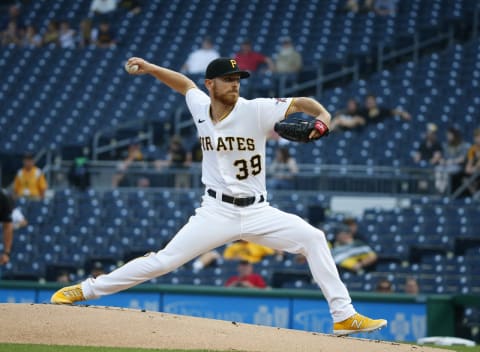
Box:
[0,344,232,352]
[1,343,478,352]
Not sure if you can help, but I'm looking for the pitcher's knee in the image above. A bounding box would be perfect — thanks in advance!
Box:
[151,250,183,276]
[306,229,328,248]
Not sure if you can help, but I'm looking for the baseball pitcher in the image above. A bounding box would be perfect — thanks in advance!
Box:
[51,57,387,336]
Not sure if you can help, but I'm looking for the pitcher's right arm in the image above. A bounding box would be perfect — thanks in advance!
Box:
[125,57,196,96]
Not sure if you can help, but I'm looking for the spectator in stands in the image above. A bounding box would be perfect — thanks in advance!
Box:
[2,4,24,29]
[359,94,411,125]
[78,19,94,48]
[68,156,91,191]
[112,143,145,187]
[0,190,14,269]
[90,261,106,278]
[223,240,276,264]
[375,277,393,293]
[95,21,116,48]
[13,153,48,200]
[342,217,366,242]
[234,39,274,72]
[194,241,282,273]
[182,37,220,74]
[330,98,366,131]
[42,20,60,46]
[267,146,298,190]
[331,224,377,274]
[155,135,190,188]
[59,21,76,48]
[274,37,302,74]
[404,276,419,295]
[192,250,222,273]
[372,0,397,16]
[119,0,142,15]
[435,127,469,193]
[413,123,443,167]
[1,20,21,46]
[22,25,42,48]
[342,0,375,13]
[464,127,480,195]
[225,260,267,289]
[187,140,203,164]
[89,0,118,17]
[56,270,71,283]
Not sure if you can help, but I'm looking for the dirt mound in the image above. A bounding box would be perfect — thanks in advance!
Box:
[0,304,444,352]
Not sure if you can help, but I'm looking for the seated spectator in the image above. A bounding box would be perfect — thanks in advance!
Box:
[464,127,480,195]
[435,127,469,193]
[119,0,142,15]
[68,156,91,191]
[13,153,48,200]
[192,250,222,273]
[90,261,106,278]
[274,37,302,74]
[225,260,267,289]
[375,277,393,293]
[42,20,60,46]
[223,240,275,264]
[90,0,118,17]
[345,0,378,13]
[330,98,365,131]
[182,37,220,74]
[413,123,443,167]
[331,224,377,273]
[404,276,419,295]
[235,39,274,72]
[56,270,71,283]
[59,21,76,48]
[95,21,116,48]
[0,20,23,45]
[112,143,145,187]
[342,217,366,242]
[2,4,24,29]
[267,146,298,190]
[155,135,190,188]
[22,25,42,48]
[78,19,94,48]
[359,94,411,125]
[1,20,21,46]
[187,140,203,164]
[372,0,397,16]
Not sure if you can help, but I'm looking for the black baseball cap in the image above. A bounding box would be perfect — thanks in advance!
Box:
[205,57,250,79]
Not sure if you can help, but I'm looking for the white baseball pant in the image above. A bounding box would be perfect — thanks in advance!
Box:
[81,193,356,322]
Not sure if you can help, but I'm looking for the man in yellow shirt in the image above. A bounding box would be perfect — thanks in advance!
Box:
[331,225,377,273]
[223,240,275,263]
[13,153,48,199]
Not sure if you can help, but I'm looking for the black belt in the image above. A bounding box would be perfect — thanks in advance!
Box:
[207,189,264,207]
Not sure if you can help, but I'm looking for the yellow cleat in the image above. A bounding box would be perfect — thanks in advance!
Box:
[333,313,387,336]
[50,284,85,304]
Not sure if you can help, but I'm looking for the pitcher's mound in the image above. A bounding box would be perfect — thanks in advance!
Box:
[0,304,444,352]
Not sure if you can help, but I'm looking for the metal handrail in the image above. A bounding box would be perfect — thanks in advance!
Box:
[451,170,480,199]
[92,118,153,161]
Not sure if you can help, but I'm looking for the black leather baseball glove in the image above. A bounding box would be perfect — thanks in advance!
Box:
[274,118,329,143]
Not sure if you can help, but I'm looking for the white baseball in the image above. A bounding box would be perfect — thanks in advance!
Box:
[125,62,139,73]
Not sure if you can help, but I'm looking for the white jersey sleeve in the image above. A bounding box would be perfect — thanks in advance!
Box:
[185,88,210,118]
[255,97,295,134]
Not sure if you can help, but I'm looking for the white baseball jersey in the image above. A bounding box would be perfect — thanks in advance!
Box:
[186,88,293,196]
